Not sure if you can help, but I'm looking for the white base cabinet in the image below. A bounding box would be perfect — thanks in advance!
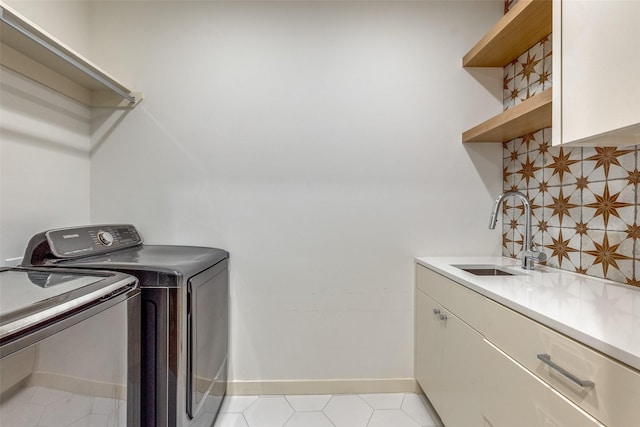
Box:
[414,264,640,427]
[482,286,640,427]
[415,290,483,426]
[482,340,601,427]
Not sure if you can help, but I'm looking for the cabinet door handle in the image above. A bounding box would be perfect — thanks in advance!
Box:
[537,354,595,388]
[433,308,441,315]
[439,313,447,321]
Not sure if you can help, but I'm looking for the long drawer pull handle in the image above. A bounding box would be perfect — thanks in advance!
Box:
[537,354,595,388]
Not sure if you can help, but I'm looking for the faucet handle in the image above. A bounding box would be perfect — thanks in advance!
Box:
[533,243,547,262]
[531,243,547,263]
[522,244,546,270]
[536,251,548,263]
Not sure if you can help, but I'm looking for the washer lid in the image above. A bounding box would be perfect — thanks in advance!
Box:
[54,245,228,288]
[0,267,137,341]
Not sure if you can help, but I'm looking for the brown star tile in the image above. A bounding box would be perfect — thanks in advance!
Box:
[575,266,589,275]
[528,188,544,229]
[509,87,523,106]
[583,180,635,231]
[512,225,525,259]
[502,196,525,234]
[626,223,640,240]
[502,230,511,251]
[582,230,634,284]
[502,222,516,258]
[507,136,523,157]
[543,128,553,149]
[521,130,543,153]
[512,58,529,106]
[544,185,581,228]
[532,225,544,256]
[515,151,543,190]
[503,143,519,189]
[626,168,640,186]
[543,227,580,270]
[583,146,635,181]
[516,48,543,89]
[523,44,545,98]
[503,166,513,187]
[627,277,640,288]
[575,175,590,190]
[537,69,551,89]
[575,222,589,236]
[538,180,549,194]
[537,128,552,156]
[503,138,516,156]
[503,62,516,110]
[545,146,581,186]
[537,219,549,233]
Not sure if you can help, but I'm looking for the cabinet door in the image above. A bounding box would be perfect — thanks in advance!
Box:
[555,0,640,145]
[482,340,604,427]
[416,288,483,427]
[438,308,483,427]
[415,290,441,399]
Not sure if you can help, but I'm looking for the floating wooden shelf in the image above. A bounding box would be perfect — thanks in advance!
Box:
[0,2,141,108]
[462,88,552,143]
[463,0,552,68]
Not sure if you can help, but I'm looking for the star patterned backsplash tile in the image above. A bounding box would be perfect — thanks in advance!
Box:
[501,1,639,287]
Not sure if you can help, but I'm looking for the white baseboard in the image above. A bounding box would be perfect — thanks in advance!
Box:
[227,378,418,395]
[29,372,126,400]
[27,372,417,398]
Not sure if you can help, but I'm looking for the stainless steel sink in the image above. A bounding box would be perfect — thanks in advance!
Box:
[452,264,524,276]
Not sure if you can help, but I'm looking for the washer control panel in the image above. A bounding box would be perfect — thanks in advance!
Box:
[97,230,115,246]
[45,224,142,258]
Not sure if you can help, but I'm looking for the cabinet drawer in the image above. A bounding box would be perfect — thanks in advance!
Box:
[415,265,484,331]
[482,340,603,427]
[483,297,640,427]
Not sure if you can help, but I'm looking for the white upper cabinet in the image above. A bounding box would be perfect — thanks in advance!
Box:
[553,0,640,146]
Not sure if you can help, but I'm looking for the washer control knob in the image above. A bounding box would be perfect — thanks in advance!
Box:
[97,231,114,246]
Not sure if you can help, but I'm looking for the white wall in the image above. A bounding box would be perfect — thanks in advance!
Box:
[0,0,92,263]
[88,1,503,384]
[4,0,92,57]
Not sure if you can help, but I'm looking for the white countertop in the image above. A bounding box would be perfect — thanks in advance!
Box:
[415,256,640,372]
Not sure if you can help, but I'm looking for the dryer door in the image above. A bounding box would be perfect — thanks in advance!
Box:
[186,260,228,420]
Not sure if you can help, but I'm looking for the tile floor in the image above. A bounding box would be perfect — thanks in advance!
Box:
[0,384,126,426]
[213,392,441,427]
[0,386,439,427]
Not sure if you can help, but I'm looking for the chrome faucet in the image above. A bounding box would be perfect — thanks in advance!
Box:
[489,191,545,270]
